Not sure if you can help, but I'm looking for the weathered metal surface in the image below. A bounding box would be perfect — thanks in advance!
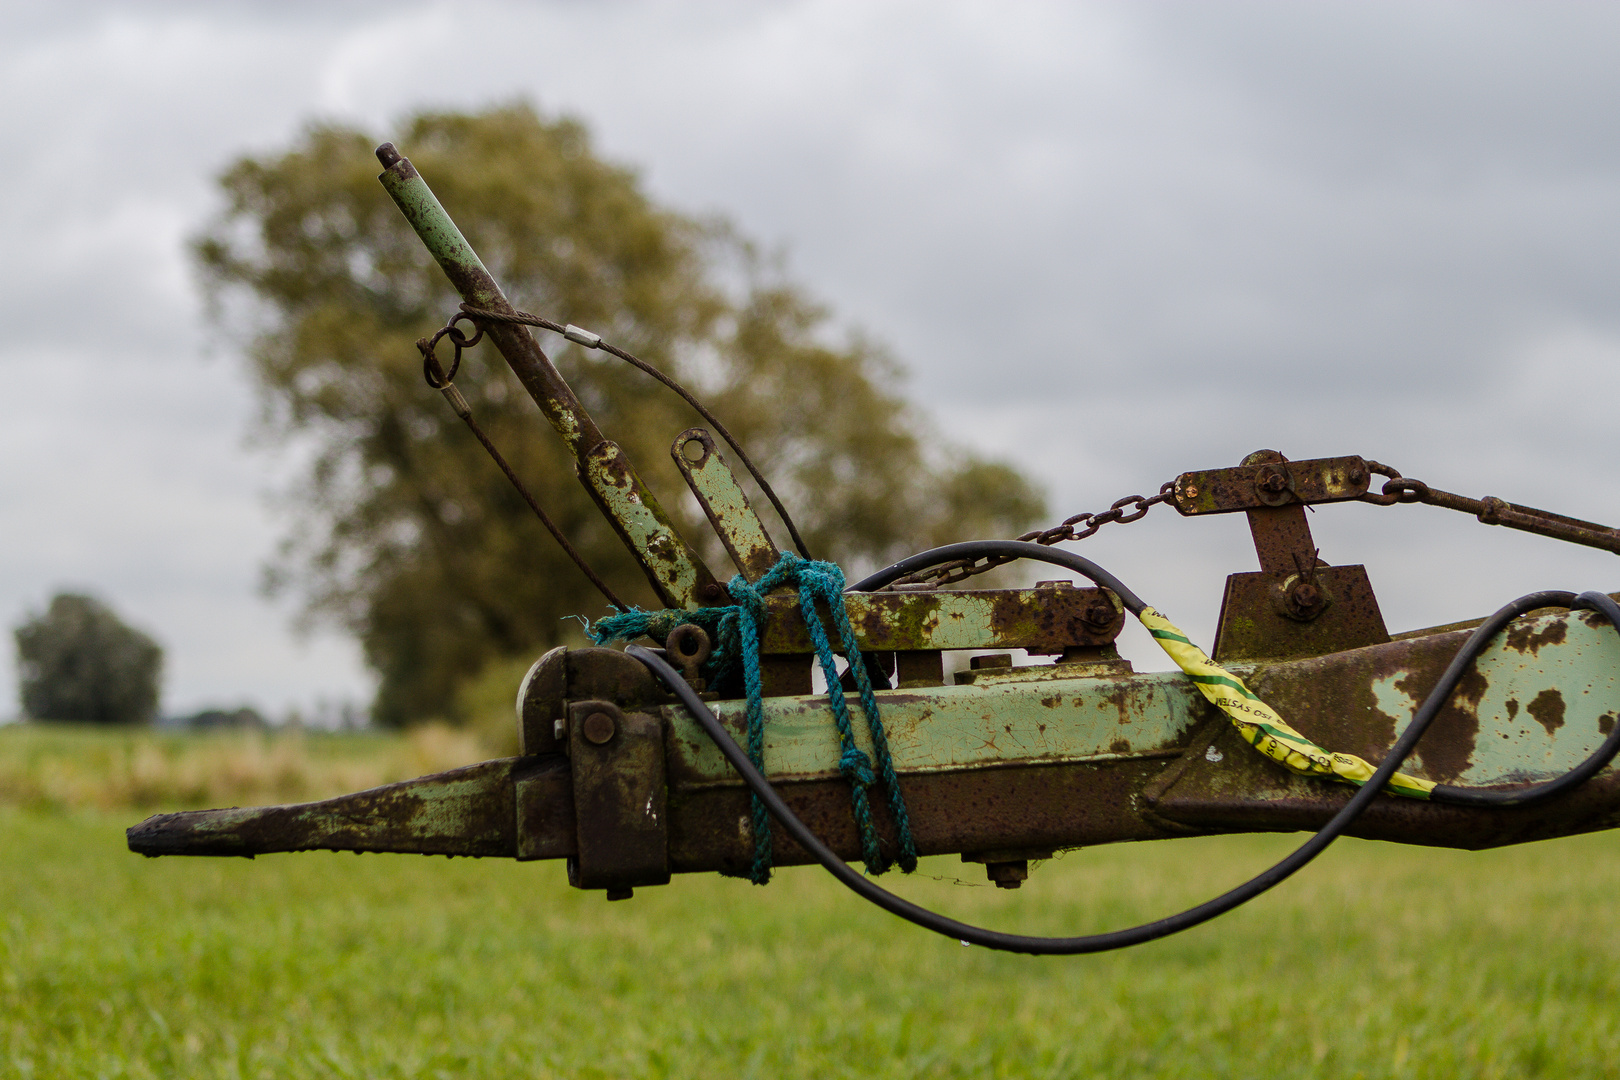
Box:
[376,145,595,457]
[1212,565,1390,662]
[1207,450,1391,661]
[1362,466,1620,554]
[376,144,719,609]
[666,759,1174,875]
[1171,452,1370,514]
[129,605,1620,868]
[758,585,1125,655]
[671,428,780,581]
[581,439,718,607]
[568,700,671,891]
[518,646,568,754]
[663,667,1202,786]
[126,758,525,858]
[894,650,946,688]
[514,755,577,861]
[1150,606,1620,846]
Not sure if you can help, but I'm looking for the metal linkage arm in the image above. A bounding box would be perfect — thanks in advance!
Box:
[374,143,721,609]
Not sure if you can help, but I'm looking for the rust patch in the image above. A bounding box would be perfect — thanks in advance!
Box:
[1600,712,1616,736]
[1110,739,1130,754]
[1527,688,1566,737]
[1504,618,1567,655]
[1505,698,1519,720]
[1395,663,1486,782]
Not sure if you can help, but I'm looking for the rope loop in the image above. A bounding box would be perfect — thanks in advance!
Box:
[590,550,917,883]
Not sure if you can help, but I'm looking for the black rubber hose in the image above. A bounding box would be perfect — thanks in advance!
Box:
[849,540,1149,613]
[627,542,1620,954]
[857,543,1620,809]
[1430,589,1620,806]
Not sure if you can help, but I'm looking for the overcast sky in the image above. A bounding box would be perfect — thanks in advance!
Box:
[6,1,1620,721]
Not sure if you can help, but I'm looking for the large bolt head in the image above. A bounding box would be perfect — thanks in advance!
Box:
[582,711,617,745]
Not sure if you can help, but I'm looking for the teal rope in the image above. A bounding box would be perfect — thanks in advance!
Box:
[590,552,918,883]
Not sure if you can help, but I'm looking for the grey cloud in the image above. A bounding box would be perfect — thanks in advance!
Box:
[4,0,1619,716]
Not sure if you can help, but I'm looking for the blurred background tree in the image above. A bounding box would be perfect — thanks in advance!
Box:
[195,103,1044,728]
[14,593,163,724]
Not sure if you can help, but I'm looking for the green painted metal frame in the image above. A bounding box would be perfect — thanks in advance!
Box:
[130,603,1620,868]
[671,428,780,581]
[123,143,1620,898]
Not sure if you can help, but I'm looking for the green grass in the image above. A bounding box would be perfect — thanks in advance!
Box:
[0,723,487,814]
[4,806,1619,1079]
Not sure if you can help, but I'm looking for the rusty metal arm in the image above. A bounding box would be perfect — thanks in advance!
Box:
[374,143,720,609]
[129,602,1620,886]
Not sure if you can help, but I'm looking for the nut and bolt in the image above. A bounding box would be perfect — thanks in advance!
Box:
[1257,466,1290,494]
[699,581,725,603]
[1082,601,1117,628]
[1284,580,1328,620]
[581,711,617,745]
[986,860,1030,889]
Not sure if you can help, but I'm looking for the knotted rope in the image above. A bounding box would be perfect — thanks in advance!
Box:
[590,552,917,883]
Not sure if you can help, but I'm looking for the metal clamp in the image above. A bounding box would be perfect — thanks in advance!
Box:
[566,699,670,898]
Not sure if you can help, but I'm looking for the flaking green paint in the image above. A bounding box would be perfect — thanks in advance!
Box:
[1375,609,1620,785]
[666,669,1204,784]
[676,436,779,580]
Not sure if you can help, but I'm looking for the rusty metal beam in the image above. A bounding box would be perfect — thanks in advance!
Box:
[131,603,1620,875]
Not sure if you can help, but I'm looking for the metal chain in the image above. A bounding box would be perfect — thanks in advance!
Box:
[1360,460,1620,555]
[879,482,1177,590]
[412,310,1620,598]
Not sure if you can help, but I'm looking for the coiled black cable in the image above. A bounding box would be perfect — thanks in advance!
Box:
[627,540,1620,954]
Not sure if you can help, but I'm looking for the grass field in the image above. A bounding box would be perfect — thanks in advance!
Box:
[1,727,1618,1078]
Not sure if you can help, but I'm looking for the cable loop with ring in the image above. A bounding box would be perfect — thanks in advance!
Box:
[416,313,485,389]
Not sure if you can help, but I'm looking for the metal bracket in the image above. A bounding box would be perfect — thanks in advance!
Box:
[1210,451,1389,661]
[672,428,781,581]
[1170,453,1371,515]
[566,699,670,897]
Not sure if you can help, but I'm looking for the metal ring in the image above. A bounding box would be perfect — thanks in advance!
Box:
[444,312,485,350]
[1387,478,1429,504]
[418,327,463,388]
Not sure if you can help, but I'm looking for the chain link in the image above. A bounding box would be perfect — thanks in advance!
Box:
[1360,461,1620,555]
[879,482,1177,590]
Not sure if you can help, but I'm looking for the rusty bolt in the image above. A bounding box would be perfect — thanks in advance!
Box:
[699,581,725,603]
[1257,466,1290,494]
[1284,580,1327,620]
[1184,484,1199,499]
[1082,601,1117,628]
[986,860,1030,889]
[582,711,617,745]
[1348,464,1367,484]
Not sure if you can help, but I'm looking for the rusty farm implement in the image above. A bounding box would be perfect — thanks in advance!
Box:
[128,141,1620,954]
